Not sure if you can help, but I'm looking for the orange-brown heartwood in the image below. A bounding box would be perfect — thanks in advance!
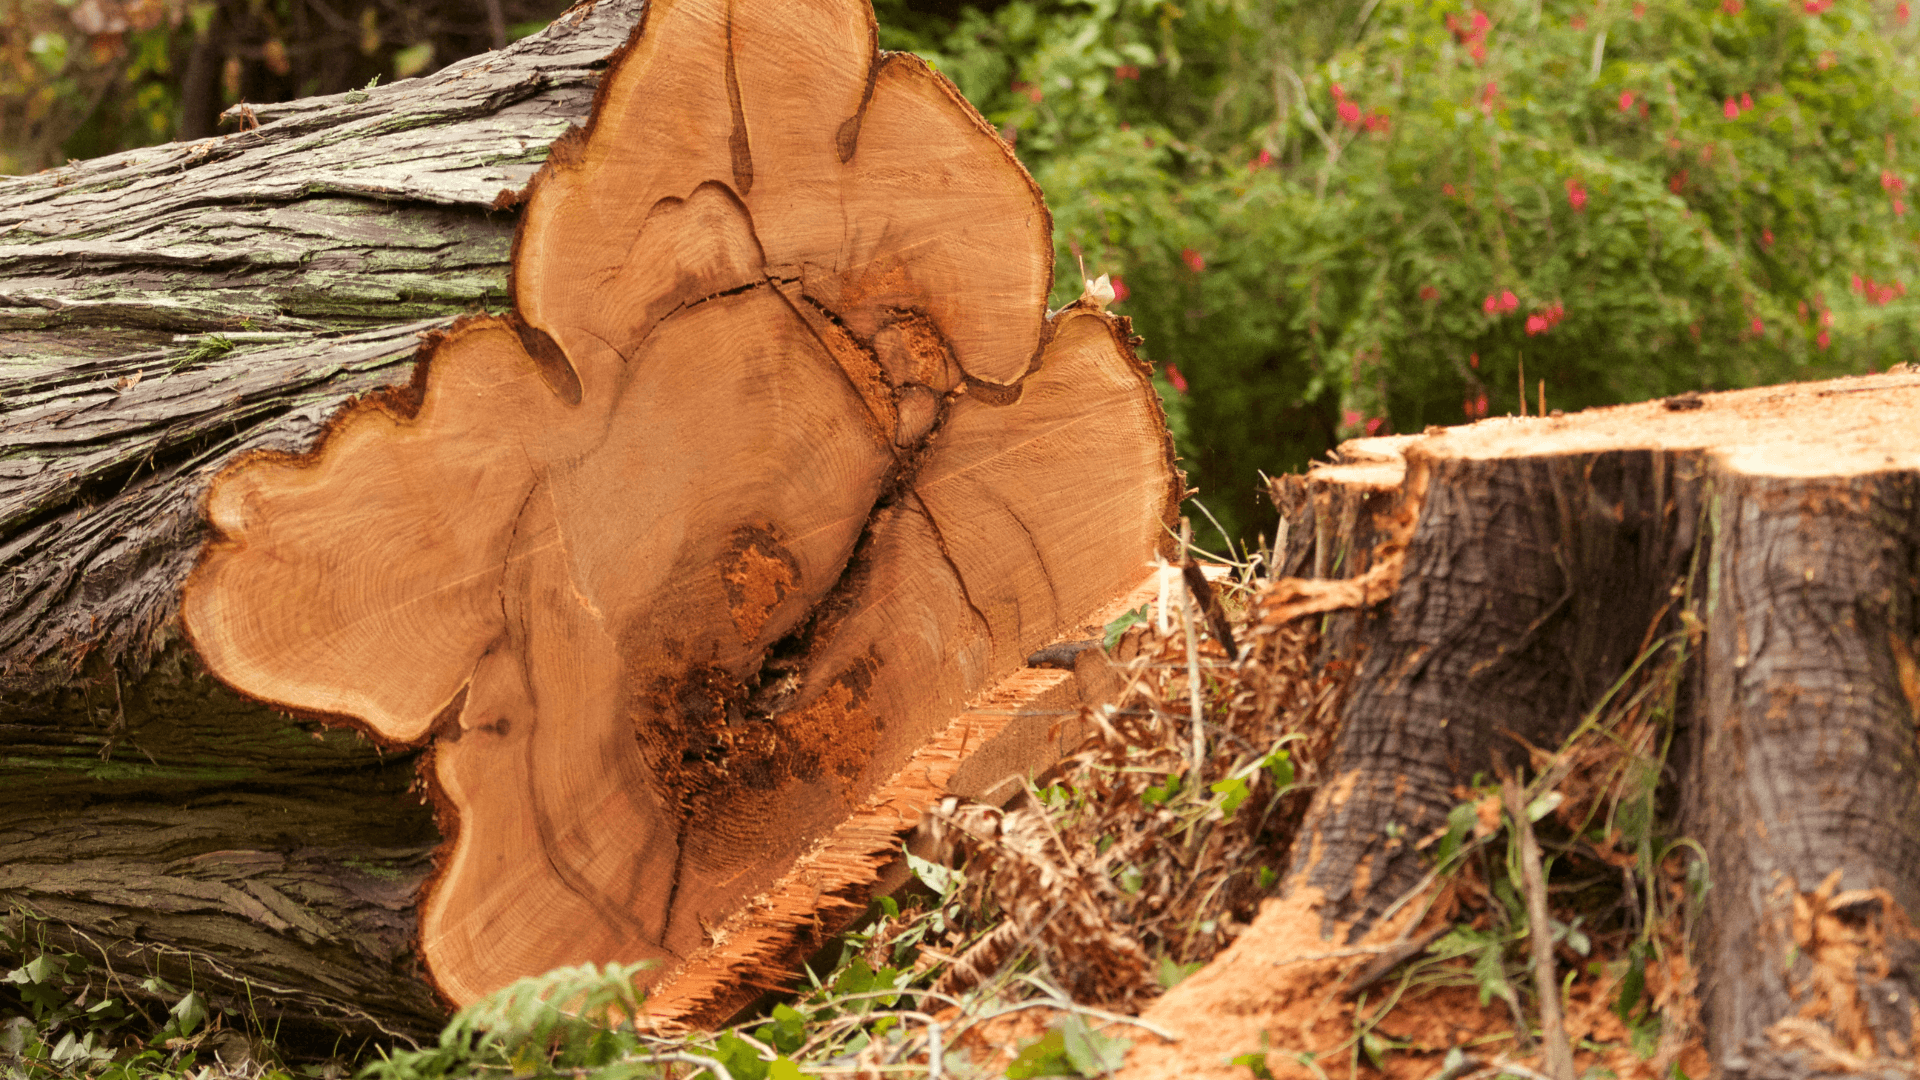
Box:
[180,0,1178,1018]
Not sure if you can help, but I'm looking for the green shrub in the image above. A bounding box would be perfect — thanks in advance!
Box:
[879,0,1920,543]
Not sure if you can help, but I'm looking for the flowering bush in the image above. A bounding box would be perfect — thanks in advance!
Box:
[878,0,1920,544]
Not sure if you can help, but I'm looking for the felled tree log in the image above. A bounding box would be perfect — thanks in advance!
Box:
[1,3,641,1045]
[1259,376,1920,1076]
[1,0,1178,1042]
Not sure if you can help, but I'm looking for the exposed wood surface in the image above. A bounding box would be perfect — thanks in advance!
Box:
[1263,372,1920,1076]
[180,0,1178,1011]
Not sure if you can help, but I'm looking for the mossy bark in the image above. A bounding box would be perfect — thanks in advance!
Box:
[0,0,645,1044]
[0,645,442,1045]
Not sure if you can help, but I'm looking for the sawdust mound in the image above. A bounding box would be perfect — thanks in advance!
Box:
[1118,883,1707,1080]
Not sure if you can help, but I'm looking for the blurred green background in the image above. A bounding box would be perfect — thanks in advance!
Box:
[8,0,1918,547]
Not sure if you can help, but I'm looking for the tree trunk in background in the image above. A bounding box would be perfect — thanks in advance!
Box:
[1266,379,1920,1075]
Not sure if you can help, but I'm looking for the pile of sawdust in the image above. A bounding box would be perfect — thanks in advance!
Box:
[1119,884,1708,1080]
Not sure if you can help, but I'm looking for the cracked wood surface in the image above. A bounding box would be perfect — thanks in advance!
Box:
[0,0,645,691]
[1264,373,1920,1078]
[180,0,1178,1011]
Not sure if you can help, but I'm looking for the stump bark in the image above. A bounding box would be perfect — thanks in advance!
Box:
[1,0,1179,1042]
[1266,376,1920,1076]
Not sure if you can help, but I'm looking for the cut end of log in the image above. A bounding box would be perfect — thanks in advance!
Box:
[181,0,1179,1014]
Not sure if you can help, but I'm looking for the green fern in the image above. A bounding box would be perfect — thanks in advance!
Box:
[362,961,655,1080]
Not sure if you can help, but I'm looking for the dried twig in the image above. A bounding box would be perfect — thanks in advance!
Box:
[1178,520,1207,773]
[1504,777,1574,1080]
[1341,925,1449,999]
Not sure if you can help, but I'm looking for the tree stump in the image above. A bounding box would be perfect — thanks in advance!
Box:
[1,0,1178,1041]
[1254,375,1920,1075]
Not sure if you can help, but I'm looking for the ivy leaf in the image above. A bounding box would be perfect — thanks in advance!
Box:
[1059,1014,1131,1076]
[1103,604,1150,649]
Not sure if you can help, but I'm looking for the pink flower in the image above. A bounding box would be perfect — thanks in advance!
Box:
[1331,82,1346,100]
[1343,409,1363,429]
[1420,285,1441,301]
[1337,99,1363,127]
[1365,416,1385,435]
[1882,169,1906,193]
[1251,148,1274,170]
[1443,182,1457,196]
[1448,12,1491,62]
[1110,276,1130,302]
[1741,92,1754,111]
[1724,97,1740,119]
[1853,273,1866,293]
[1566,177,1588,211]
[1363,110,1392,134]
[1572,13,1587,28]
[1470,352,1480,369]
[1165,362,1188,393]
[1803,0,1830,12]
[1817,329,1831,349]
[1480,81,1499,115]
[1822,308,1835,328]
[1181,248,1206,272]
[1483,294,1499,315]
[1114,65,1141,80]
[1619,90,1636,112]
[1501,290,1519,312]
[1722,0,1744,12]
[1751,316,1765,336]
[1897,198,1908,218]
[1763,229,1774,247]
[1900,1,1912,25]
[1632,1,1645,16]
[1523,303,1566,336]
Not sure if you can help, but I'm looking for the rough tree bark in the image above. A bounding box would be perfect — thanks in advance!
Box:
[1262,377,1920,1077]
[1,0,1179,1044]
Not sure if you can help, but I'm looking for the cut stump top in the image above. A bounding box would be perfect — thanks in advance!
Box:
[1314,371,1920,490]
